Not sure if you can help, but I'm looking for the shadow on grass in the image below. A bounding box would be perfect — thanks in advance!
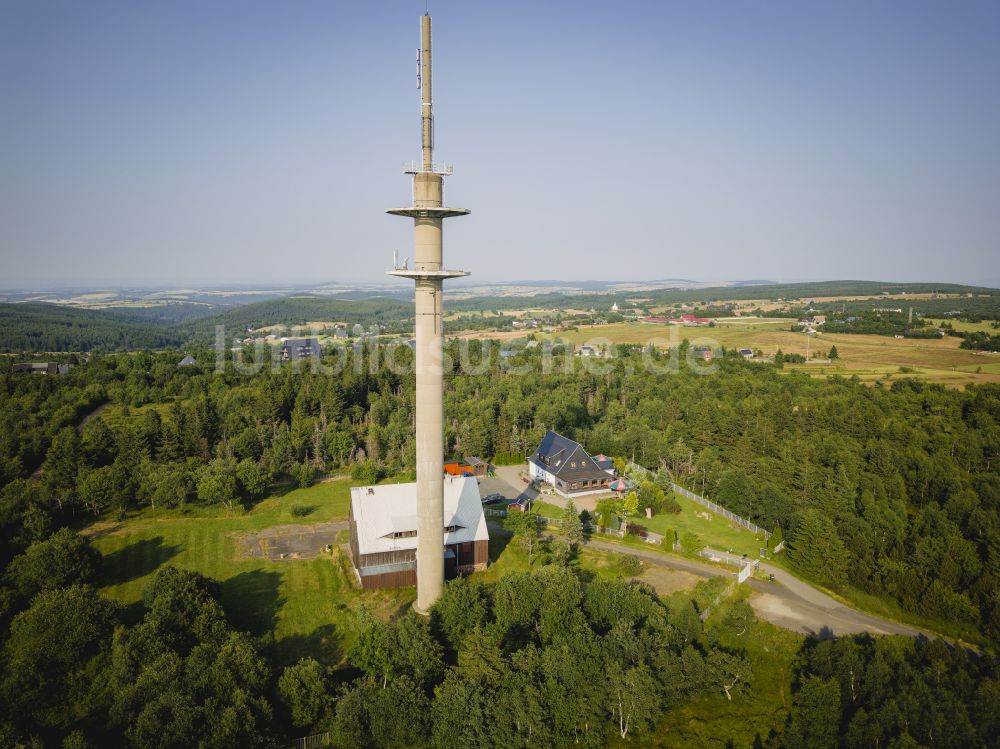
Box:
[488,529,512,562]
[261,481,299,501]
[221,569,285,635]
[119,600,146,627]
[100,536,181,587]
[275,624,341,668]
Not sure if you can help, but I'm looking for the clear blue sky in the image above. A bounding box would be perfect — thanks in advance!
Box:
[1,0,998,288]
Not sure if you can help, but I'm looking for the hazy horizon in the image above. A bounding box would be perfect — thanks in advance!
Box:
[2,0,999,288]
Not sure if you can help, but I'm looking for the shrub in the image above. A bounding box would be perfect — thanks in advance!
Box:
[351,460,382,485]
[290,505,314,518]
[618,555,643,576]
[625,522,648,539]
[680,531,704,555]
[290,462,318,489]
[490,451,523,466]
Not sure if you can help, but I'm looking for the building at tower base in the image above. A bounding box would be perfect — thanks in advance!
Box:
[348,476,489,590]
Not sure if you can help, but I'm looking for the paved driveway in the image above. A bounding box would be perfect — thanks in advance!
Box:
[478,465,614,513]
[478,464,539,505]
[579,534,928,640]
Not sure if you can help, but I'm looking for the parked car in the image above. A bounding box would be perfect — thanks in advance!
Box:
[482,493,505,505]
[507,498,531,512]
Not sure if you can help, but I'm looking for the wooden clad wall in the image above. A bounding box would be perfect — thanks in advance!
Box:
[359,569,417,590]
[474,539,488,566]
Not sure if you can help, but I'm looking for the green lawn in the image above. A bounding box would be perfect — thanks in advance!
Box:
[479,522,649,583]
[531,499,567,519]
[956,361,1000,375]
[637,493,768,557]
[87,478,413,667]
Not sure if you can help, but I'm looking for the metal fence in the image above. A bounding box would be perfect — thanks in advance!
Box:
[623,461,771,541]
[670,483,771,540]
[698,547,759,581]
[699,548,744,569]
[698,580,737,622]
[291,732,330,749]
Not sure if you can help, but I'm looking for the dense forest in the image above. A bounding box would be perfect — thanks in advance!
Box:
[1,332,999,745]
[0,298,416,353]
[0,304,188,353]
[4,530,996,748]
[2,346,999,641]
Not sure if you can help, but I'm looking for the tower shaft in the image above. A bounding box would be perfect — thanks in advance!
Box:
[387,12,469,615]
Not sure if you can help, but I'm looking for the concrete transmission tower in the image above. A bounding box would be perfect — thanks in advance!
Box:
[387,13,469,614]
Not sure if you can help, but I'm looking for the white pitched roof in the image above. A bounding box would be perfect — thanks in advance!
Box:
[350,476,489,556]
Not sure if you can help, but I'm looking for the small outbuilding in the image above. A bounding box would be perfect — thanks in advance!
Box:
[443,456,491,478]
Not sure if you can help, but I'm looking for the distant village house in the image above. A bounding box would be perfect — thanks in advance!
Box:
[280,338,321,362]
[11,362,72,375]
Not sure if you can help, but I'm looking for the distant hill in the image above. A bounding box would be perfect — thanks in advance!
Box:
[0,303,187,353]
[2,281,997,353]
[448,280,999,313]
[180,296,415,342]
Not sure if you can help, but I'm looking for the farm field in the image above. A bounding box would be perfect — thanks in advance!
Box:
[85,478,410,667]
[458,319,1000,387]
[926,318,999,333]
[647,291,970,316]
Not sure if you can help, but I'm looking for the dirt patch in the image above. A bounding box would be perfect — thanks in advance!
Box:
[638,566,700,596]
[79,520,126,540]
[234,521,348,561]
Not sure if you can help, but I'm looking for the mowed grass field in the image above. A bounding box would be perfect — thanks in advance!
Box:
[530,492,765,557]
[86,478,414,667]
[638,493,767,557]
